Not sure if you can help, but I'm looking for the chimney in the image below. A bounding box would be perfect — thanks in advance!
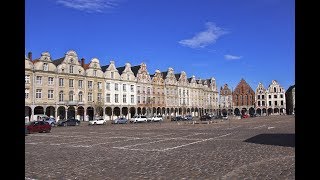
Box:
[81,58,85,67]
[28,52,32,61]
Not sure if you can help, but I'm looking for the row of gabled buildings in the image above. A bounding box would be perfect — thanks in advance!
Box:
[219,80,295,116]
[25,50,295,121]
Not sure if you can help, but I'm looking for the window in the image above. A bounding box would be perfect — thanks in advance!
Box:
[25,89,29,99]
[275,101,278,106]
[147,87,150,94]
[93,70,97,76]
[25,75,30,84]
[36,76,42,85]
[111,72,114,79]
[88,81,93,89]
[127,74,130,80]
[79,92,83,102]
[48,77,54,85]
[269,101,271,106]
[123,95,126,103]
[274,87,276,92]
[36,89,42,99]
[97,93,102,102]
[106,83,110,90]
[137,96,140,103]
[70,65,74,73]
[258,95,260,99]
[78,80,83,89]
[115,83,119,91]
[59,91,64,102]
[131,95,134,103]
[269,95,271,99]
[69,91,74,101]
[106,94,110,103]
[43,63,48,71]
[59,78,64,87]
[262,101,265,106]
[98,82,102,89]
[281,100,283,105]
[262,95,265,99]
[131,85,134,92]
[137,86,140,93]
[115,94,119,103]
[88,92,92,102]
[274,95,277,98]
[258,101,261,106]
[123,84,126,92]
[69,79,74,88]
[179,89,181,95]
[280,94,283,98]
[48,90,54,99]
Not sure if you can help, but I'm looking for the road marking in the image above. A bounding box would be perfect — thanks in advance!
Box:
[251,125,266,129]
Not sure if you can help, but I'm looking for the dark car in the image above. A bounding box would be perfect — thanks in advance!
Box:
[113,117,128,124]
[171,116,183,121]
[25,121,51,134]
[200,115,211,121]
[57,118,81,126]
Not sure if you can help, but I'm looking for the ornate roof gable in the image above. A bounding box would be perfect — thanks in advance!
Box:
[137,63,151,83]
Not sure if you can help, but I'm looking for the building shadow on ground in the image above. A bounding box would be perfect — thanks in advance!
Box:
[244,134,295,147]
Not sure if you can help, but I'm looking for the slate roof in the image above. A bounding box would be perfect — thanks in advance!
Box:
[174,73,181,81]
[101,65,109,72]
[161,71,168,79]
[51,57,64,66]
[116,66,126,74]
[130,65,141,76]
[187,77,192,83]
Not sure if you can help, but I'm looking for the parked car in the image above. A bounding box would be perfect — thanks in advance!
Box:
[44,117,56,127]
[130,115,147,123]
[113,117,128,124]
[171,115,183,121]
[150,115,163,122]
[57,118,81,126]
[242,114,249,118]
[89,118,106,125]
[25,121,51,133]
[183,115,193,121]
[200,115,211,121]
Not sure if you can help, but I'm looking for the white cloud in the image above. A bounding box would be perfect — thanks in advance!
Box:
[179,22,228,49]
[56,0,119,13]
[224,54,242,60]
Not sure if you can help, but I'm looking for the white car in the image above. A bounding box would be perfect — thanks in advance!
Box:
[89,118,106,125]
[150,115,163,122]
[130,115,147,123]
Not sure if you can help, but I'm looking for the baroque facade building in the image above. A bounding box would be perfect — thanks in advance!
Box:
[266,80,286,115]
[285,85,295,115]
[255,82,267,115]
[219,84,233,115]
[25,50,219,121]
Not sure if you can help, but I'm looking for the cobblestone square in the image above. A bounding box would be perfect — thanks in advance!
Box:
[25,115,295,179]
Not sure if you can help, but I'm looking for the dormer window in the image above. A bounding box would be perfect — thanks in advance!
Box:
[93,70,97,76]
[111,72,114,79]
[43,63,48,71]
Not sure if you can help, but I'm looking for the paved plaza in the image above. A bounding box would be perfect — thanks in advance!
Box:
[25,115,295,179]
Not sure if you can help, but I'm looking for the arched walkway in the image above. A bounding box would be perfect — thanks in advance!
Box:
[45,106,55,118]
[57,106,66,120]
[234,108,240,116]
[249,107,255,116]
[256,108,261,115]
[105,107,112,120]
[87,107,94,120]
[77,106,84,121]
[67,106,75,119]
[25,106,32,122]
[129,107,135,118]
[34,106,44,115]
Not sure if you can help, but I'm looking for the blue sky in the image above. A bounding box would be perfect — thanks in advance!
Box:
[25,0,295,91]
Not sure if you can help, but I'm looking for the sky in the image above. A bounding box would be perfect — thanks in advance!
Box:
[25,0,295,91]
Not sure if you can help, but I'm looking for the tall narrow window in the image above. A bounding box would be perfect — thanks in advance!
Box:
[78,92,83,102]
[59,78,64,87]
[131,95,134,103]
[48,77,54,85]
[59,91,64,102]
[123,84,126,92]
[115,83,119,91]
[69,79,74,88]
[115,94,119,103]
[88,81,93,89]
[97,93,102,102]
[137,86,140,93]
[93,70,97,76]
[78,80,83,89]
[88,92,92,102]
[69,91,74,101]
[275,101,278,106]
[274,87,276,92]
[25,75,30,84]
[36,76,42,85]
[25,89,29,99]
[281,100,283,105]
[137,96,140,103]
[36,89,42,99]
[98,82,102,89]
[48,90,54,99]
[123,95,126,103]
[106,83,110,90]
[106,94,110,103]
[111,72,114,79]
[69,65,74,73]
[269,101,271,106]
[131,85,134,92]
[43,63,48,71]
